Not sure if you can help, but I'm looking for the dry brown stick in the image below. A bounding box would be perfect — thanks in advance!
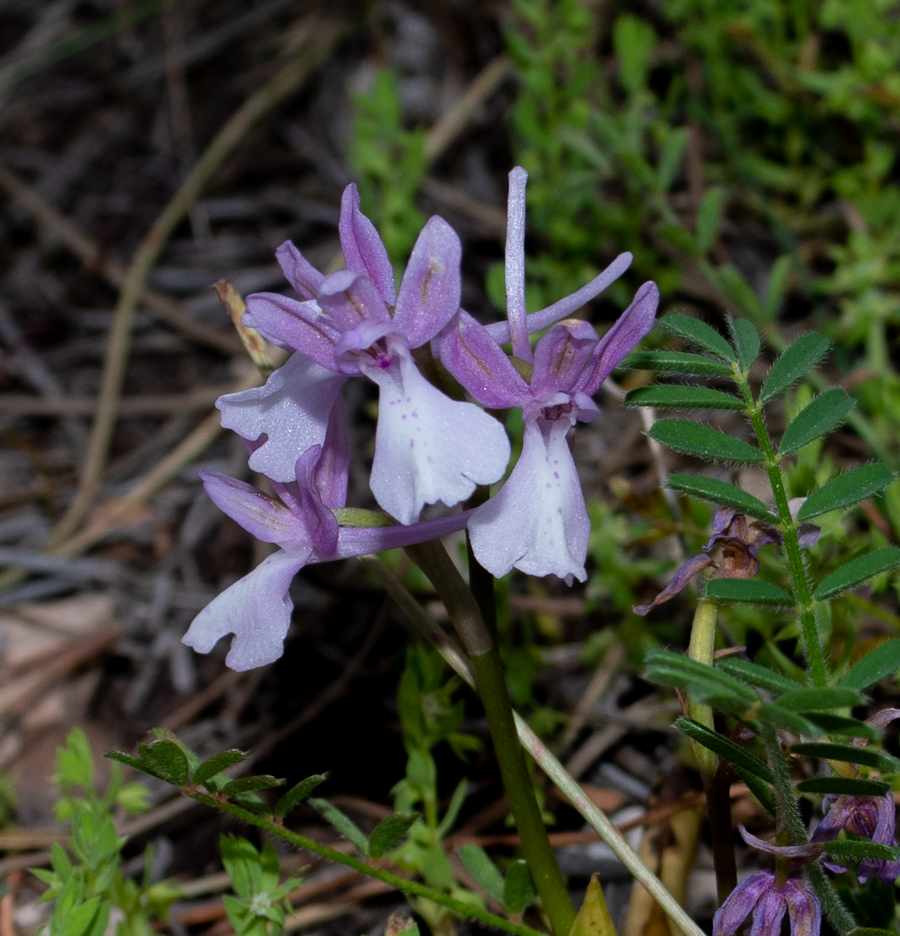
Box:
[0,385,236,417]
[0,162,239,356]
[47,17,347,550]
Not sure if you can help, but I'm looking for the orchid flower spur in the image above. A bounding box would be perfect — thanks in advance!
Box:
[183,437,473,671]
[633,505,820,615]
[223,184,510,525]
[440,168,658,582]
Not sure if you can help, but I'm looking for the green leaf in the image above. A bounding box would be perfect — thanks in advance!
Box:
[193,750,247,787]
[729,318,760,369]
[625,386,744,410]
[730,766,777,817]
[569,874,617,936]
[705,579,793,604]
[221,776,284,796]
[716,658,799,694]
[656,128,689,193]
[644,648,758,714]
[667,475,774,521]
[273,773,328,819]
[457,844,505,905]
[797,464,894,520]
[763,256,792,323]
[368,812,420,859]
[759,333,830,404]
[137,740,190,787]
[824,840,900,862]
[648,419,763,462]
[309,798,370,855]
[696,187,724,254]
[813,547,900,601]
[620,350,733,377]
[754,703,819,737]
[796,777,890,797]
[719,266,764,320]
[503,860,537,915]
[839,639,900,691]
[775,687,865,712]
[661,314,736,362]
[802,713,880,741]
[104,751,145,774]
[675,717,773,781]
[778,388,855,456]
[789,742,900,773]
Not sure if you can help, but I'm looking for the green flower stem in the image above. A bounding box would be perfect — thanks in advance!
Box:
[364,555,707,936]
[686,598,718,776]
[187,793,546,936]
[735,370,828,686]
[405,540,576,936]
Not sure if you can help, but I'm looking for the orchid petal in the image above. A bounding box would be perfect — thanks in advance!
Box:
[217,352,347,483]
[318,269,392,331]
[333,509,473,557]
[575,281,659,395]
[712,870,771,936]
[750,887,787,936]
[505,167,530,361]
[339,183,396,306]
[275,241,324,300]
[484,251,634,343]
[199,471,307,546]
[633,553,716,615]
[469,418,589,583]
[393,215,462,347]
[530,321,600,398]
[243,293,338,369]
[782,880,821,936]
[314,393,350,509]
[364,348,510,524]
[438,310,530,409]
[738,826,823,861]
[183,548,309,671]
[293,445,340,555]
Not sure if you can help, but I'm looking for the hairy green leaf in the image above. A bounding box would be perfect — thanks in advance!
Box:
[705,579,793,604]
[813,547,900,601]
[775,687,865,712]
[778,388,855,456]
[797,464,894,521]
[696,187,724,254]
[675,717,773,781]
[645,648,757,714]
[763,256,792,323]
[839,639,900,691]
[273,773,329,819]
[796,777,890,797]
[221,775,284,795]
[729,318,760,370]
[620,351,733,377]
[804,713,880,741]
[716,658,799,694]
[458,844,505,905]
[137,740,190,787]
[667,475,774,521]
[660,314,736,362]
[648,420,763,462]
[310,798,370,855]
[503,860,537,915]
[625,386,744,410]
[759,332,830,404]
[790,742,900,773]
[193,750,247,787]
[824,840,900,861]
[369,812,420,859]
[754,703,819,737]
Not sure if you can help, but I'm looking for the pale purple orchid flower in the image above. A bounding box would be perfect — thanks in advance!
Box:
[441,284,658,582]
[229,185,510,524]
[183,439,473,671]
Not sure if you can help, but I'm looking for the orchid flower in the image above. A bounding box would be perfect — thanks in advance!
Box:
[229,186,510,524]
[439,168,658,582]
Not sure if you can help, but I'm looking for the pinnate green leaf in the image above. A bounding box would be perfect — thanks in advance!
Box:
[273,773,329,818]
[625,386,744,410]
[458,844,505,905]
[778,388,855,456]
[716,658,799,694]
[796,777,890,797]
[759,332,830,404]
[797,464,894,521]
[661,314,736,362]
[193,750,247,787]
[790,742,900,773]
[754,703,818,737]
[729,318,761,369]
[775,687,864,712]
[839,639,900,691]
[104,751,145,774]
[621,351,733,377]
[802,713,880,741]
[137,740,190,787]
[368,812,420,859]
[310,798,370,855]
[675,717,773,782]
[221,775,284,795]
[824,840,900,862]
[503,860,537,915]
[705,579,793,604]
[813,547,900,601]
[648,420,763,462]
[644,648,757,715]
[667,475,774,521]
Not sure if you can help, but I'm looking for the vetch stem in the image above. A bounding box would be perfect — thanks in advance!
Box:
[405,540,577,936]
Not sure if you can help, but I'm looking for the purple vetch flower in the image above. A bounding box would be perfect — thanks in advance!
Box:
[713,870,821,936]
[812,793,900,885]
[184,440,475,671]
[633,506,820,615]
[235,185,510,524]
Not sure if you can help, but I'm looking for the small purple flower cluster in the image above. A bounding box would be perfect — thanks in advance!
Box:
[183,168,658,670]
